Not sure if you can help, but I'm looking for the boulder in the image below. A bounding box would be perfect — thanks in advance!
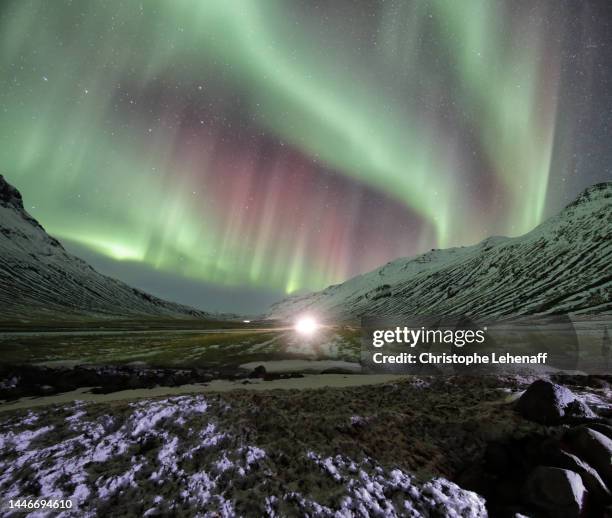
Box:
[588,423,612,441]
[544,447,610,502]
[522,466,585,518]
[516,380,594,425]
[565,426,612,488]
[249,365,267,379]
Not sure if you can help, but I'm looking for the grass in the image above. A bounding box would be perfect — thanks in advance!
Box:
[0,376,534,516]
[0,327,362,370]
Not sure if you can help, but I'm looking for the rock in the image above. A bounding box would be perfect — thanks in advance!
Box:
[564,399,597,421]
[522,466,585,518]
[0,174,24,209]
[249,365,267,379]
[564,426,612,488]
[588,376,610,390]
[588,423,612,441]
[543,447,611,502]
[484,442,510,473]
[516,380,594,425]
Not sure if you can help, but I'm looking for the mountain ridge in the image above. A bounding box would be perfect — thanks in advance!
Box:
[0,174,208,322]
[269,182,612,321]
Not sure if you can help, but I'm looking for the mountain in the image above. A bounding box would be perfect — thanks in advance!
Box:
[269,183,612,321]
[0,175,207,322]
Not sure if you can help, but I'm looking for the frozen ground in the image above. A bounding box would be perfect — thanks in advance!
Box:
[0,393,488,517]
[0,375,565,517]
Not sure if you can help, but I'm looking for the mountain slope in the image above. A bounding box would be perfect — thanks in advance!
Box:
[0,175,207,321]
[269,183,612,321]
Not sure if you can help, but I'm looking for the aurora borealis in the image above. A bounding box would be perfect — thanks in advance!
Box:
[0,1,611,312]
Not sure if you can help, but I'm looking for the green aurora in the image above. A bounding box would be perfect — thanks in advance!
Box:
[0,0,598,298]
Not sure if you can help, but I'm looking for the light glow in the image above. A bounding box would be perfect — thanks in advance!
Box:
[294,316,319,336]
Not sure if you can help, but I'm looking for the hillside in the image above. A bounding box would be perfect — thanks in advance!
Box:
[269,183,612,321]
[0,175,207,322]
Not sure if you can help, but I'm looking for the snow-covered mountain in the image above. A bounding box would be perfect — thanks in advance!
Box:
[0,175,207,321]
[269,183,612,321]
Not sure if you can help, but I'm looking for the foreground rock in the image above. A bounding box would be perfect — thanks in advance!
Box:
[523,466,585,518]
[589,422,612,440]
[565,426,612,488]
[516,379,595,425]
[458,378,612,516]
[543,446,611,502]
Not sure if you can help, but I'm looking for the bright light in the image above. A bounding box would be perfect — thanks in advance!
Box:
[243,320,251,323]
[295,316,319,335]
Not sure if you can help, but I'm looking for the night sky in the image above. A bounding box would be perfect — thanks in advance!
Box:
[1,1,611,313]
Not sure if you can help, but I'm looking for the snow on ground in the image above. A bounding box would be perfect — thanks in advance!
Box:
[0,396,258,516]
[0,391,490,517]
[296,452,486,517]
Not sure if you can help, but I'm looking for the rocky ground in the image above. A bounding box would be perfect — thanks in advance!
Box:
[0,375,610,517]
[459,376,612,517]
[0,363,308,401]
